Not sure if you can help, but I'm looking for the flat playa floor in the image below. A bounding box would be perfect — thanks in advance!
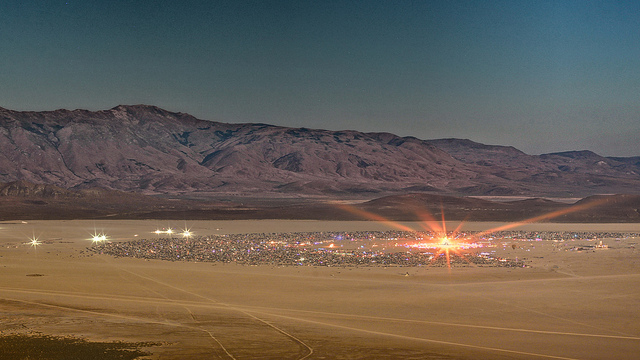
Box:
[1,220,639,359]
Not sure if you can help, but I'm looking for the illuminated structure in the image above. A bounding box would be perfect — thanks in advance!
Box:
[154,228,174,235]
[28,236,41,247]
[90,231,108,243]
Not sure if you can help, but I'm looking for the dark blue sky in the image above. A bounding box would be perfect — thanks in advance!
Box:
[1,0,639,156]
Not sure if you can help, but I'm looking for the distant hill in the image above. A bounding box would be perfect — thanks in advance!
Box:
[354,193,565,222]
[1,105,639,197]
[353,193,640,223]
[2,180,638,222]
[0,180,217,220]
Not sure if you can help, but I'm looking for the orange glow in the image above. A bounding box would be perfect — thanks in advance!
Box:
[407,233,482,270]
[415,210,443,233]
[440,203,447,234]
[476,197,610,237]
[351,196,481,271]
[336,204,415,232]
[334,195,612,270]
[451,214,470,235]
[409,235,480,250]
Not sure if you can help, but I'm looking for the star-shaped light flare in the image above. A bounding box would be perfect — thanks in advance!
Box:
[28,235,41,247]
[90,231,108,243]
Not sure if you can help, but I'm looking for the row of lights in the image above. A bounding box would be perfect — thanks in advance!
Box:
[154,228,193,238]
[90,227,194,244]
[25,227,196,248]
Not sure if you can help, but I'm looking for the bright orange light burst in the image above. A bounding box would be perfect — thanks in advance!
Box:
[333,195,609,270]
[335,204,415,232]
[408,233,481,269]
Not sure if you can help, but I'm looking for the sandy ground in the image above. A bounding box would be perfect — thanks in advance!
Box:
[1,220,640,359]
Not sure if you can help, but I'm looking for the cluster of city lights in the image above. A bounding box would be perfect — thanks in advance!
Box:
[401,234,483,268]
[85,225,195,245]
[336,197,611,269]
[407,235,482,250]
[154,227,193,238]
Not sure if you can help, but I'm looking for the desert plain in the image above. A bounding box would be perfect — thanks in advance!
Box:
[1,220,639,359]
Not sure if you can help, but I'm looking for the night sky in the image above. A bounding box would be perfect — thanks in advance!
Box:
[1,1,639,156]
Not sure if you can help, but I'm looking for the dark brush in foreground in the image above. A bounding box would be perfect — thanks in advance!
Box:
[0,333,159,360]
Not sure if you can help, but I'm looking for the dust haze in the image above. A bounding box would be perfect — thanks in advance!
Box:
[1,220,639,359]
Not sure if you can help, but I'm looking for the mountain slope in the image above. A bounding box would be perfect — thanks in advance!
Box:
[0,105,471,195]
[1,105,639,197]
[426,138,640,195]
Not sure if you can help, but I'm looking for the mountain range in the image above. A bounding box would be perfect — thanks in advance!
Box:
[1,105,639,198]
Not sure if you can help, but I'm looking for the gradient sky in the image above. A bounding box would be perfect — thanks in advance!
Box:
[1,0,639,156]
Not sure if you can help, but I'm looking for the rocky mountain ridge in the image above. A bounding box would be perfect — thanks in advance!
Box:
[1,105,639,197]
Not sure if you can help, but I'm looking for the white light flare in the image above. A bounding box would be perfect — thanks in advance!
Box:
[90,231,108,243]
[154,228,175,236]
[28,237,41,247]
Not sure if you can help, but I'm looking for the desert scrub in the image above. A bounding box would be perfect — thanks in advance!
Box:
[0,333,160,360]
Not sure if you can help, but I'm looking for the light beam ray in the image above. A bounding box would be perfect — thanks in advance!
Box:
[415,210,443,233]
[440,202,447,235]
[335,204,415,232]
[450,214,471,238]
[476,197,611,237]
